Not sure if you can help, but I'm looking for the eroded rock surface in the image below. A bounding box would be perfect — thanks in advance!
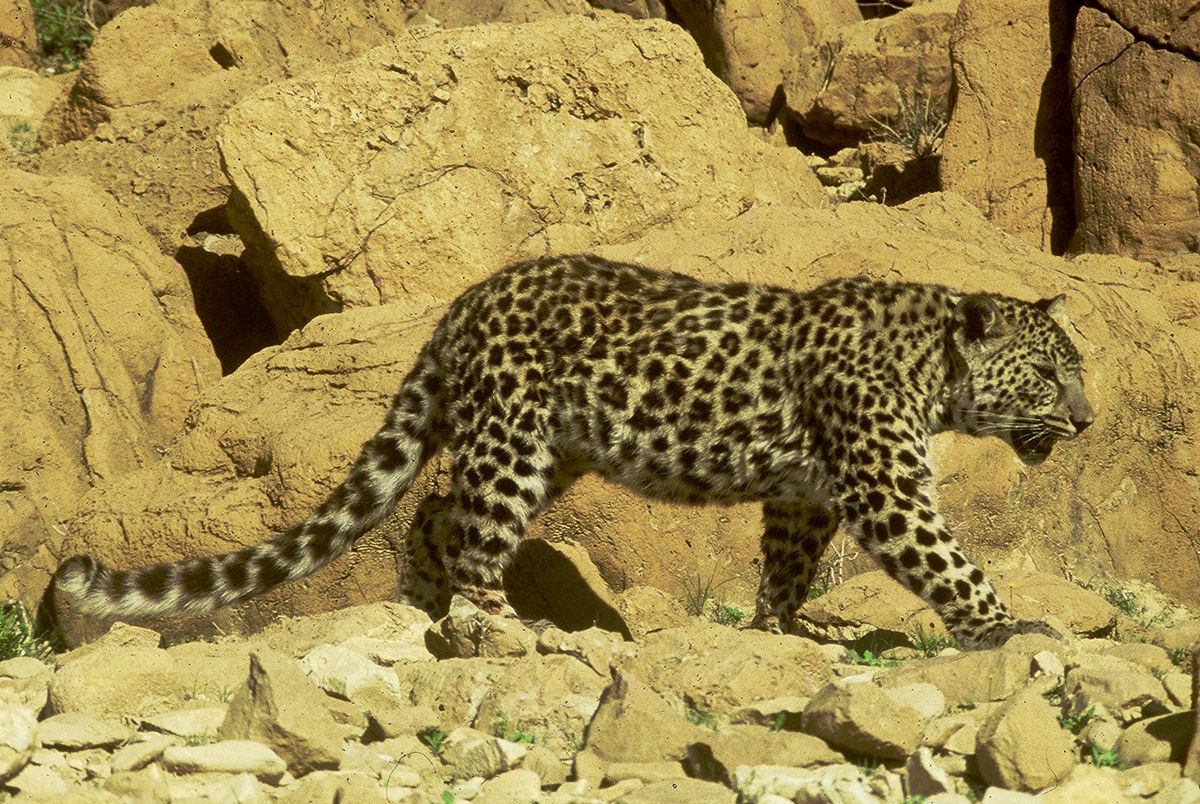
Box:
[0,169,219,607]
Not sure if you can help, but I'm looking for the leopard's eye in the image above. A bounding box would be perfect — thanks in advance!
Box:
[1033,364,1058,382]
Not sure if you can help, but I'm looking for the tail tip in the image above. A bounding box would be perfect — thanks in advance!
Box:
[53,555,99,597]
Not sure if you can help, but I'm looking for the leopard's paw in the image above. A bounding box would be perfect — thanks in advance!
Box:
[959,618,1064,650]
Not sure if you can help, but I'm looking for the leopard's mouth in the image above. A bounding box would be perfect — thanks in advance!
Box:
[1011,430,1059,465]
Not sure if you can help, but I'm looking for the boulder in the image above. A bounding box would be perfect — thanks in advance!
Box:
[669,0,861,123]
[217,12,822,333]
[0,169,218,609]
[939,0,1075,252]
[32,0,590,283]
[784,0,958,146]
[1070,4,1200,260]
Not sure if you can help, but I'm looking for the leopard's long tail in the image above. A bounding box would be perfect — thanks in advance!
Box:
[52,344,447,619]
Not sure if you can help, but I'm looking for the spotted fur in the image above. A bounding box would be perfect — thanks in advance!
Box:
[53,255,1093,648]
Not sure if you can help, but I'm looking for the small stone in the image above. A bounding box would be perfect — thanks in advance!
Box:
[300,643,403,707]
[604,761,687,784]
[1119,761,1182,797]
[815,166,864,186]
[0,657,51,679]
[452,776,484,799]
[979,789,1039,803]
[1116,711,1193,766]
[167,771,266,803]
[829,147,860,167]
[974,687,1075,792]
[1080,717,1123,753]
[110,733,175,772]
[1164,673,1191,708]
[0,702,36,782]
[142,706,227,739]
[37,712,131,749]
[275,770,388,804]
[1063,653,1166,724]
[477,768,541,801]
[427,595,538,659]
[340,635,434,665]
[5,763,69,798]
[728,696,809,729]
[734,764,903,803]
[1040,763,1128,803]
[1151,777,1200,804]
[104,765,170,800]
[519,743,568,787]
[442,727,528,780]
[802,679,929,760]
[367,701,441,739]
[906,746,953,797]
[536,626,632,676]
[161,739,287,782]
[686,724,842,782]
[220,649,344,773]
[617,777,736,803]
[584,671,705,763]
[881,682,945,719]
[1032,651,1065,681]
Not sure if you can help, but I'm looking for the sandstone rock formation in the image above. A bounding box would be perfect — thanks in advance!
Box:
[1070,2,1200,261]
[939,0,1075,253]
[668,0,861,124]
[218,12,822,334]
[0,169,219,607]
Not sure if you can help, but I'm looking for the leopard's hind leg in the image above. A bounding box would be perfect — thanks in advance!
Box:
[751,501,840,634]
[434,402,561,615]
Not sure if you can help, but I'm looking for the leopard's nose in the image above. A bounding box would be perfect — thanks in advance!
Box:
[1071,411,1094,434]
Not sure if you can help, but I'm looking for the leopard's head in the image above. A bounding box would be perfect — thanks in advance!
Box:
[945,292,1093,465]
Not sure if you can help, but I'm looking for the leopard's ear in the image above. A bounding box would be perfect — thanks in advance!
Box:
[1035,294,1066,319]
[953,294,1008,342]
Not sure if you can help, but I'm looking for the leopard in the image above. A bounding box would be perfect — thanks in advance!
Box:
[52,254,1094,649]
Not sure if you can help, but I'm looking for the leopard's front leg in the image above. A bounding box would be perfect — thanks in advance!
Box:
[833,459,1061,650]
